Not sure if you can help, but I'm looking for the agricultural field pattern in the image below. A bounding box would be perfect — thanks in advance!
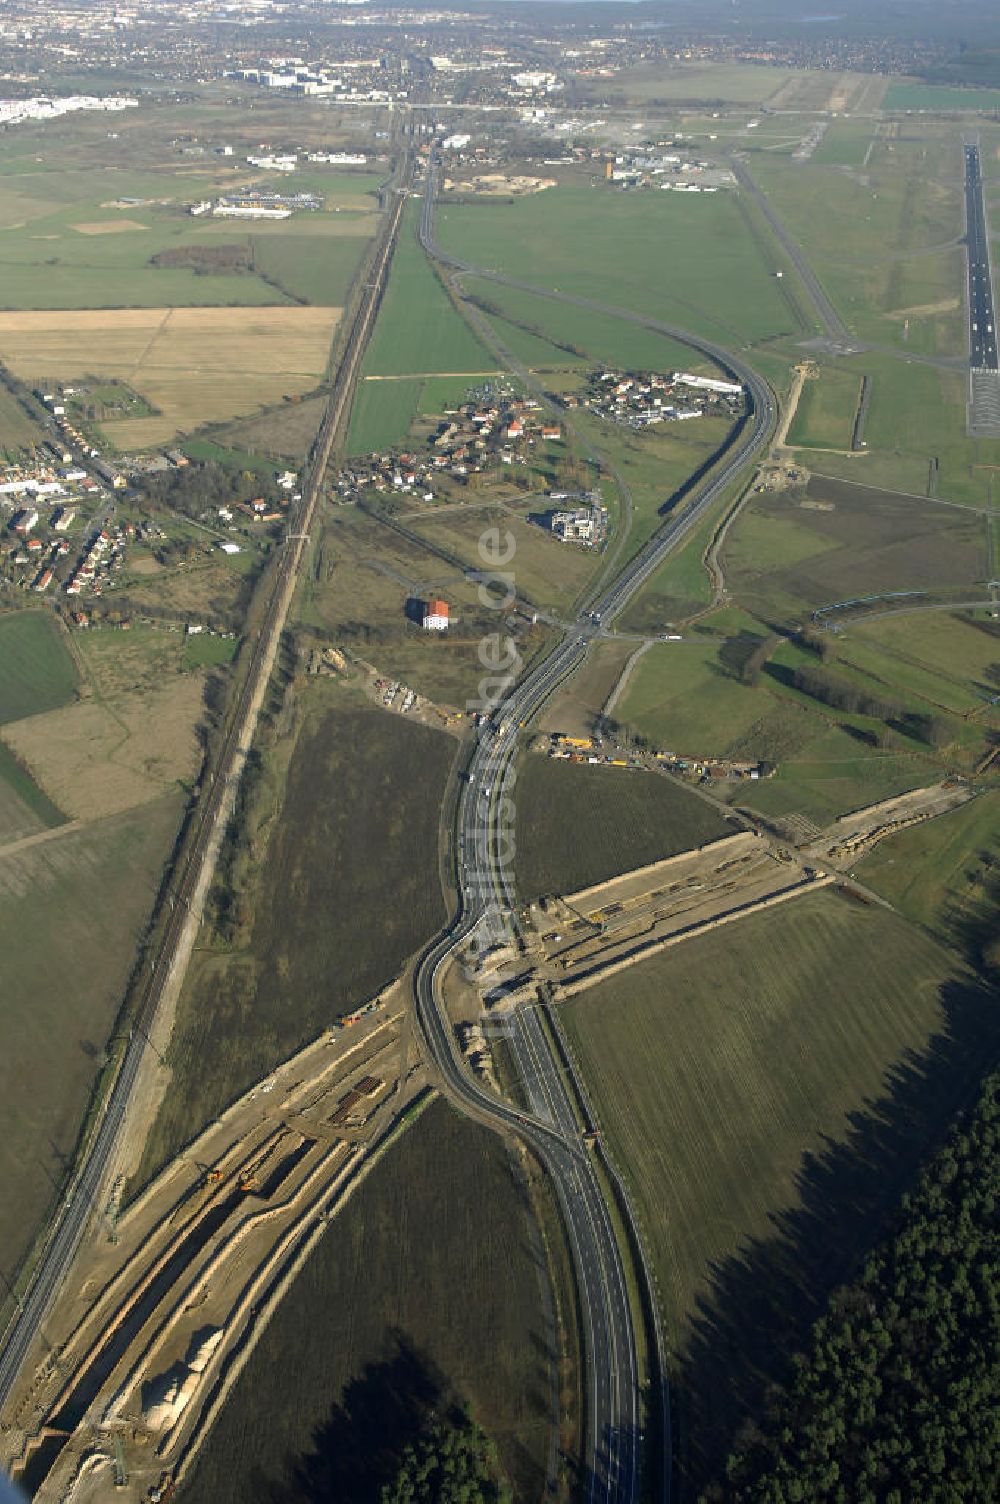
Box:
[2,14,1000,1504]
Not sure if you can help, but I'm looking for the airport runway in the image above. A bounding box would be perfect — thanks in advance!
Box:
[964,141,1000,435]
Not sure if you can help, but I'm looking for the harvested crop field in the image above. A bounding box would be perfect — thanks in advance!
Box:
[515,755,729,901]
[0,306,341,447]
[184,1100,554,1504]
[562,888,992,1493]
[0,792,185,1284]
[2,674,205,821]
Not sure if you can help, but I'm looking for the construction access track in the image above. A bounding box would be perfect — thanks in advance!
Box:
[0,169,412,1425]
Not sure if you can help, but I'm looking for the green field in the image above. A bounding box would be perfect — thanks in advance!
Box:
[0,793,184,1285]
[0,739,66,840]
[746,135,968,360]
[0,611,79,724]
[345,204,496,453]
[561,889,981,1492]
[181,632,238,670]
[859,790,1000,939]
[137,690,456,1182]
[184,1100,555,1504]
[437,187,798,350]
[0,381,43,454]
[795,353,1000,509]
[514,754,729,900]
[883,81,1000,112]
[251,232,373,306]
[0,133,383,310]
[810,121,876,168]
[462,278,702,375]
[786,366,862,450]
[347,377,426,454]
[361,204,492,373]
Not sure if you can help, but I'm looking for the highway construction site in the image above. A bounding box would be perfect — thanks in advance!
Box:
[4,988,426,1504]
[0,768,971,1503]
[464,779,971,1010]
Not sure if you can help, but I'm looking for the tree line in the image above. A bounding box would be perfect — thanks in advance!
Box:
[718,1064,1000,1501]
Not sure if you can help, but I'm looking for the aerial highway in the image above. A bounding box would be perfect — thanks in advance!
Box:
[0,181,411,1422]
[413,159,776,1503]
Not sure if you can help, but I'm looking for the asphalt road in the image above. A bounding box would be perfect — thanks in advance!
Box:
[412,159,776,1504]
[964,142,999,370]
[0,186,410,1424]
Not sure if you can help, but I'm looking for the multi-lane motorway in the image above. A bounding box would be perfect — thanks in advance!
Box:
[413,160,776,1503]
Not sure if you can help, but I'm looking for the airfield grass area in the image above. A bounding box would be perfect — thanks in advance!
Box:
[515,755,729,901]
[0,792,184,1285]
[0,306,341,448]
[723,474,988,619]
[561,888,986,1491]
[882,81,1000,112]
[437,186,798,350]
[184,1100,554,1504]
[794,354,1000,509]
[0,611,79,724]
[746,131,967,358]
[137,691,455,1183]
[809,120,877,168]
[785,366,862,450]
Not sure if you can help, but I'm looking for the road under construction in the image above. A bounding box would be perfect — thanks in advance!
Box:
[6,991,424,1504]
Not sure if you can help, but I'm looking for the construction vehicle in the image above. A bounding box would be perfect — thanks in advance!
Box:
[238,1172,259,1193]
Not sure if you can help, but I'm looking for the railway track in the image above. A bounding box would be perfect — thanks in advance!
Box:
[0,176,410,1419]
